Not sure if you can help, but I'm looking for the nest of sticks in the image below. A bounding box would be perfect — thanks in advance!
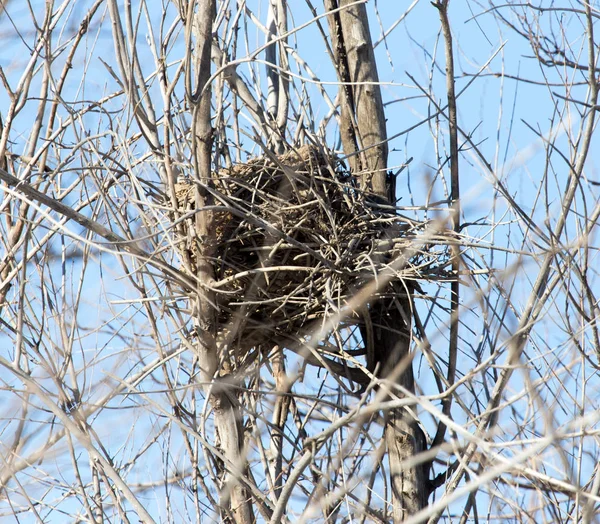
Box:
[167,144,442,363]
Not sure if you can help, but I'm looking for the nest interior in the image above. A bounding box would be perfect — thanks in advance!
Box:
[168,144,433,363]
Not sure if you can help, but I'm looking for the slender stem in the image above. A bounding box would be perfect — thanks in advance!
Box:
[432,0,460,452]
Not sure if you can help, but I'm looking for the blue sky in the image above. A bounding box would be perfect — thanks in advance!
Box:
[0,0,599,522]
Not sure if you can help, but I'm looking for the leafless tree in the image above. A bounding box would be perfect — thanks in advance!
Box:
[1,1,599,523]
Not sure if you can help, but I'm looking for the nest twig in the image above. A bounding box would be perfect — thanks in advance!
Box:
[164,144,447,376]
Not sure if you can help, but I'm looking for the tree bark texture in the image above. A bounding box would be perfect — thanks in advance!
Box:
[265,0,289,153]
[375,295,428,520]
[189,2,254,522]
[325,0,388,198]
[326,1,428,520]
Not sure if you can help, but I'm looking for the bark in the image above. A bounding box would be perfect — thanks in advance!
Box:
[325,0,388,197]
[265,0,289,153]
[326,1,428,520]
[376,295,428,520]
[189,3,254,522]
[269,346,291,502]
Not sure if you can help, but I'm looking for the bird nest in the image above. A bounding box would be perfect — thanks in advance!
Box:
[167,144,439,357]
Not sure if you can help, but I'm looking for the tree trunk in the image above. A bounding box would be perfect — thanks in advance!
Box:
[376,295,428,520]
[190,3,254,522]
[324,0,388,197]
[325,1,428,519]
